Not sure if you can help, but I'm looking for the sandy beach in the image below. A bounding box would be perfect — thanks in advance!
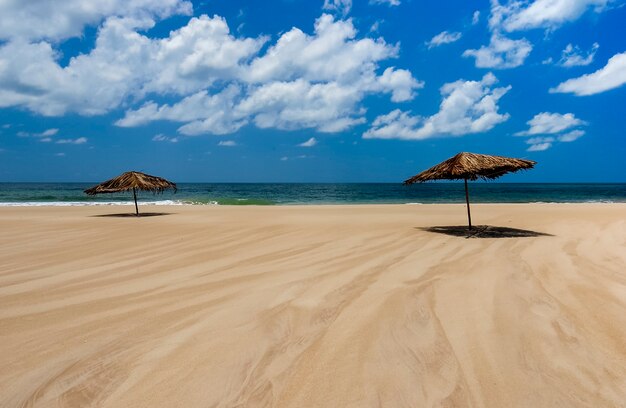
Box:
[1,203,625,407]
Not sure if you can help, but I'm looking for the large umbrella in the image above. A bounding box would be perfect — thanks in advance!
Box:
[84,171,176,215]
[404,152,536,230]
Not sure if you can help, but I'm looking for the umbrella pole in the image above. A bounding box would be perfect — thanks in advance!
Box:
[464,178,472,231]
[133,187,139,216]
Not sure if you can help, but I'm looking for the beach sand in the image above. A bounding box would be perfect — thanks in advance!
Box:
[1,204,625,407]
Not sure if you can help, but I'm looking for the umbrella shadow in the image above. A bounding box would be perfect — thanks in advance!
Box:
[419,225,552,238]
[92,212,175,218]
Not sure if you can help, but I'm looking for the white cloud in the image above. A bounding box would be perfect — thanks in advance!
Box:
[550,51,626,95]
[280,154,311,161]
[364,73,511,140]
[41,129,59,137]
[130,15,421,134]
[298,137,318,147]
[17,128,59,138]
[218,140,237,146]
[426,31,462,49]
[56,137,87,144]
[0,15,265,116]
[491,0,612,32]
[152,134,179,143]
[244,15,399,84]
[117,86,247,135]
[472,11,481,25]
[515,112,586,136]
[323,0,352,15]
[559,42,599,67]
[0,22,146,116]
[377,67,424,102]
[517,113,587,151]
[236,79,367,133]
[1,13,421,136]
[55,152,66,157]
[370,0,401,6]
[0,0,192,41]
[363,109,420,140]
[558,129,585,142]
[477,0,611,71]
[463,33,532,68]
[526,136,554,151]
[144,15,267,95]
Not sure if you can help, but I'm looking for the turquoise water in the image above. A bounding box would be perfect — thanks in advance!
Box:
[0,183,624,206]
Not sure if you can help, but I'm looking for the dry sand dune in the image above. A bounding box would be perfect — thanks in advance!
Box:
[1,204,625,407]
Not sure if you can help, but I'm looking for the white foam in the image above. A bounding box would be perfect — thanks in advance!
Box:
[0,200,186,207]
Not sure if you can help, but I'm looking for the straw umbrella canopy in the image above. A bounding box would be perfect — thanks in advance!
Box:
[84,171,176,215]
[404,152,536,230]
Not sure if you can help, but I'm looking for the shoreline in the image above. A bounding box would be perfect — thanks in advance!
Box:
[1,200,624,207]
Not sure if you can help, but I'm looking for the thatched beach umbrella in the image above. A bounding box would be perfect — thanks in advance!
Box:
[404,152,536,230]
[84,171,176,215]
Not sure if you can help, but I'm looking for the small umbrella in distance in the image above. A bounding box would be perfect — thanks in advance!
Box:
[84,171,177,216]
[404,152,536,230]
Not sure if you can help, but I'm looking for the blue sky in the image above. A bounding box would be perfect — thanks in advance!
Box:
[0,0,624,182]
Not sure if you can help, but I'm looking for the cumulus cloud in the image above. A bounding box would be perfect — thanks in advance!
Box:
[117,86,247,135]
[559,42,599,67]
[474,0,612,71]
[550,52,626,95]
[491,0,612,32]
[117,14,421,135]
[0,15,264,116]
[526,137,554,151]
[558,129,585,142]
[298,137,318,147]
[463,33,532,68]
[515,112,586,135]
[236,79,367,132]
[0,18,172,115]
[323,0,352,15]
[426,31,462,49]
[364,73,510,140]
[1,12,422,136]
[377,67,423,102]
[244,15,400,85]
[145,15,267,95]
[517,112,587,151]
[0,0,192,41]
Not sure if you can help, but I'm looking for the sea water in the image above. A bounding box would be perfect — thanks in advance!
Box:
[0,183,624,206]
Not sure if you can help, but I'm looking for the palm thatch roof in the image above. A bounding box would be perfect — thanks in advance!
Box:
[84,171,176,195]
[404,152,536,184]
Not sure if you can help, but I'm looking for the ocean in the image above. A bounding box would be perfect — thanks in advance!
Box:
[0,183,624,206]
